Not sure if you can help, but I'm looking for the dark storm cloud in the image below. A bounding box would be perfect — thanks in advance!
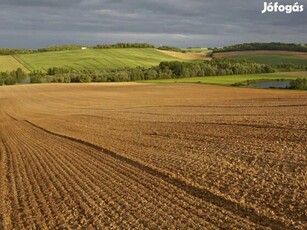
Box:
[0,0,306,48]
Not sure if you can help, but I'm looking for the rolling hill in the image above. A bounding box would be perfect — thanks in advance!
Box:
[1,47,306,73]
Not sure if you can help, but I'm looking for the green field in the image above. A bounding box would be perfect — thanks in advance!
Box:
[14,48,180,71]
[0,56,29,72]
[141,72,307,86]
[228,54,307,65]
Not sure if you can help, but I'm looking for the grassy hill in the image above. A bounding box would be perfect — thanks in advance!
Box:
[13,48,180,71]
[0,56,29,72]
[214,51,307,65]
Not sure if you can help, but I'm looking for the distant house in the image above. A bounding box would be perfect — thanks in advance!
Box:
[81,47,87,50]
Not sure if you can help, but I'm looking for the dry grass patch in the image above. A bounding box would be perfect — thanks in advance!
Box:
[158,49,210,60]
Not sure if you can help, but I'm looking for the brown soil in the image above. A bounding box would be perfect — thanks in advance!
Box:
[214,50,307,59]
[0,83,306,229]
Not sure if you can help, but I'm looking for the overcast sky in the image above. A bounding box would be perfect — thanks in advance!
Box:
[0,0,306,48]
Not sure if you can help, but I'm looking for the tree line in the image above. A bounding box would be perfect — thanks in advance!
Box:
[0,43,156,55]
[0,46,81,55]
[289,78,307,90]
[276,63,307,72]
[3,59,307,89]
[0,44,204,55]
[94,43,155,49]
[0,68,27,85]
[28,58,274,83]
[37,45,83,52]
[0,48,35,55]
[212,42,307,53]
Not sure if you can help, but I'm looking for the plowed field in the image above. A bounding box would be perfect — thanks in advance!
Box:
[0,83,306,229]
[213,51,307,65]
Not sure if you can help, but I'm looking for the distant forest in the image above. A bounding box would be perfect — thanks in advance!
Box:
[0,45,83,55]
[2,42,307,55]
[0,43,156,55]
[94,43,155,49]
[213,43,307,53]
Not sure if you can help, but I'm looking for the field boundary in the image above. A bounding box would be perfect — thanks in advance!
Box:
[13,55,32,71]
[15,116,288,229]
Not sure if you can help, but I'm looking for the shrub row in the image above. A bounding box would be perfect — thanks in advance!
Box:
[31,58,274,83]
[289,78,307,90]
[0,68,27,85]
